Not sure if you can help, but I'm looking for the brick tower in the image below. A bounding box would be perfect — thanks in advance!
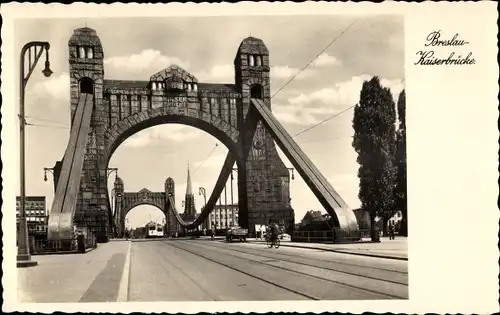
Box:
[66,27,110,242]
[164,177,177,236]
[234,37,295,234]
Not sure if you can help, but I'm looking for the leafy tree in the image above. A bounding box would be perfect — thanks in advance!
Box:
[395,90,407,236]
[352,76,397,240]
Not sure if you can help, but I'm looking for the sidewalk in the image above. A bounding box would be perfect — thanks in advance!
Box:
[18,241,130,303]
[248,237,408,260]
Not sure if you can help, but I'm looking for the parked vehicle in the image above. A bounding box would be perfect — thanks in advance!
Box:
[226,227,248,242]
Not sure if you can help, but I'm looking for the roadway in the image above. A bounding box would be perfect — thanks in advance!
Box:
[127,238,408,301]
[17,238,408,303]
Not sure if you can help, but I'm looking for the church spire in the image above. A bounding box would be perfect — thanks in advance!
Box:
[186,162,193,196]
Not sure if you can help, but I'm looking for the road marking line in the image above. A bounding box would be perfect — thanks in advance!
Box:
[117,241,132,302]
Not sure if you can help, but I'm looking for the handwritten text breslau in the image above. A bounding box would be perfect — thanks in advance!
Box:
[414,30,476,66]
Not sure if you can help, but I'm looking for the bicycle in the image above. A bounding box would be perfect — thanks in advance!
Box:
[266,235,280,249]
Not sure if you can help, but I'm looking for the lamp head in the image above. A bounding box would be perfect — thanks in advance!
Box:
[42,60,53,78]
[44,173,48,182]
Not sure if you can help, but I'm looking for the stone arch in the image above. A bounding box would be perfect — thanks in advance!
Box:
[73,70,100,82]
[79,77,94,95]
[250,84,264,100]
[123,201,165,219]
[103,107,241,162]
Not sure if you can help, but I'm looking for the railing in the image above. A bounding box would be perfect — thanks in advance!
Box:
[292,228,371,243]
[30,238,77,253]
[29,227,97,254]
[292,230,336,243]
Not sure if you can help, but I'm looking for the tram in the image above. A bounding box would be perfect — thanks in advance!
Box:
[146,222,165,238]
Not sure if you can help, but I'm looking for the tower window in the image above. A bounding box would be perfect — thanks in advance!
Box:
[152,82,157,90]
[78,47,86,59]
[256,55,262,66]
[248,55,255,67]
[79,77,94,95]
[193,83,198,92]
[250,85,263,100]
[86,47,94,59]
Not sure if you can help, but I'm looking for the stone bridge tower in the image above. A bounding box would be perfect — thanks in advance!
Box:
[164,177,177,236]
[67,27,110,241]
[234,38,294,232]
[113,176,124,237]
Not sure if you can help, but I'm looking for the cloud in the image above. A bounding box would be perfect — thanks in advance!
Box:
[195,63,318,84]
[194,64,234,83]
[30,72,70,102]
[103,50,191,78]
[312,53,341,67]
[273,103,336,126]
[123,125,201,148]
[271,65,315,81]
[274,74,404,126]
[288,74,405,109]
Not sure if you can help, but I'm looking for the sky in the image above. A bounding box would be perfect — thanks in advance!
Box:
[14,15,404,229]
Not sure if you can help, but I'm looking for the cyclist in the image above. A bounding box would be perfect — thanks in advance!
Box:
[269,222,279,245]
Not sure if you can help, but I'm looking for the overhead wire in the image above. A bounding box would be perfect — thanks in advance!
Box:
[293,104,356,138]
[267,21,358,141]
[25,115,68,125]
[271,21,356,100]
[192,143,219,176]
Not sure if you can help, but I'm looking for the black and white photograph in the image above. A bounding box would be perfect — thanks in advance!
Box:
[1,2,497,314]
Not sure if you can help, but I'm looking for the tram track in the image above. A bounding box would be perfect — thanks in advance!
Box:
[213,239,407,274]
[194,240,408,286]
[152,243,221,301]
[161,241,320,300]
[164,240,406,300]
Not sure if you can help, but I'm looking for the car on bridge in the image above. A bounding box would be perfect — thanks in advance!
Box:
[225,227,248,243]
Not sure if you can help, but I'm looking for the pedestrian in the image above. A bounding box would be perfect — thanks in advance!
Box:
[388,221,395,240]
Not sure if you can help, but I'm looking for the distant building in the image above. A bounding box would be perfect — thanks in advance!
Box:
[206,204,239,230]
[353,208,403,231]
[182,164,197,222]
[300,210,324,227]
[298,210,333,231]
[16,196,48,238]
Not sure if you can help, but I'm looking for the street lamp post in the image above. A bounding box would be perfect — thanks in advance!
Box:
[18,41,53,268]
[198,187,207,230]
[230,170,235,227]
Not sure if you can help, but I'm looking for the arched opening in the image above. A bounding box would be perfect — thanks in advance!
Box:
[79,77,94,95]
[248,55,255,67]
[78,46,85,58]
[256,55,262,66]
[86,47,94,59]
[124,205,166,239]
[107,123,241,237]
[250,84,264,100]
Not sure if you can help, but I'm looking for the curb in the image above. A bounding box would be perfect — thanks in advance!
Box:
[248,241,408,261]
[32,246,96,256]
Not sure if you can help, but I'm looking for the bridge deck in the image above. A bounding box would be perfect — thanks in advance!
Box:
[48,93,94,240]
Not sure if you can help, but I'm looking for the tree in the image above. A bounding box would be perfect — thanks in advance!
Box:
[395,90,407,236]
[352,76,397,240]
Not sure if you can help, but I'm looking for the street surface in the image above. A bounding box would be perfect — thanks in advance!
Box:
[18,238,408,302]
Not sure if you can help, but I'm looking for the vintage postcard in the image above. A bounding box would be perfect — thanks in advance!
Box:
[1,2,498,314]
